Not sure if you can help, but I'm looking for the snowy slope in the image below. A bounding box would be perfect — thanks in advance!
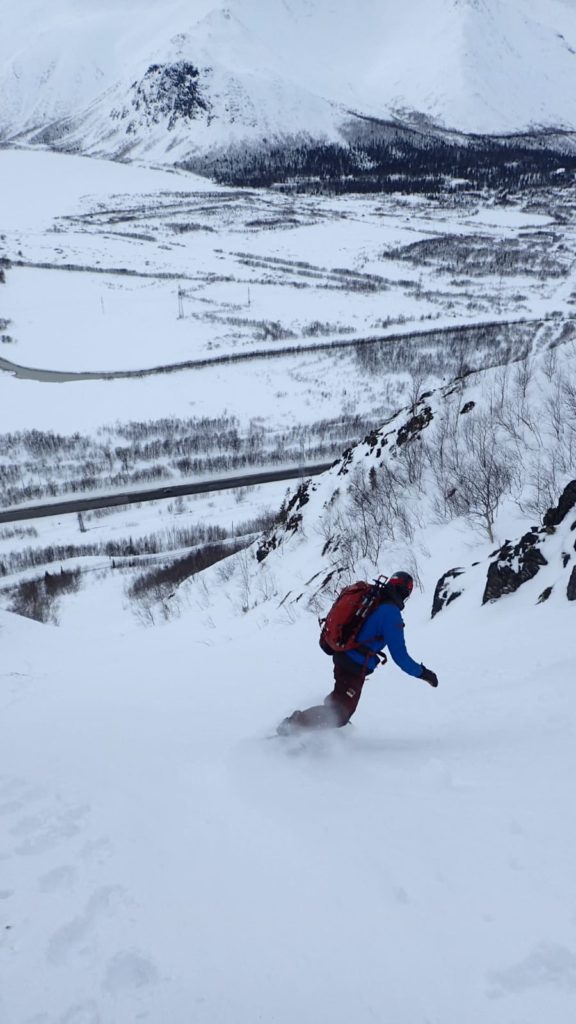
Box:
[2,478,576,1023]
[2,0,576,162]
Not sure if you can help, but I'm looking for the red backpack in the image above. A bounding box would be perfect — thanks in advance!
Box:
[319,577,389,657]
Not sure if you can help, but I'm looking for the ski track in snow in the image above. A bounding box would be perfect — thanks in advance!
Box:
[0,774,159,1021]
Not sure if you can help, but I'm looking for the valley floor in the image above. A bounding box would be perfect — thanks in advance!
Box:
[2,148,576,590]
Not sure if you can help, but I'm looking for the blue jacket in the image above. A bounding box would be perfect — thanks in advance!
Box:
[345,601,423,676]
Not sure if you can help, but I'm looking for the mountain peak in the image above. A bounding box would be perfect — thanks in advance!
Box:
[1,0,576,160]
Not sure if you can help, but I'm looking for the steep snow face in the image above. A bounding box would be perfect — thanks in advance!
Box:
[0,0,164,132]
[1,0,576,160]
[452,0,576,132]
[337,0,576,132]
[2,576,576,1024]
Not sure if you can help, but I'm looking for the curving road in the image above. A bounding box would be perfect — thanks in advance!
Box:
[1,314,571,383]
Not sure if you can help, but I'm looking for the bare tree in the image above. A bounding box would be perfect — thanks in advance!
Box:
[443,411,516,542]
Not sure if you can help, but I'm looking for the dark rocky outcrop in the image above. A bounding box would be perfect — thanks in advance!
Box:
[430,483,576,616]
[542,479,576,529]
[481,480,576,604]
[482,529,548,604]
[126,63,211,131]
[256,482,311,562]
[337,446,355,476]
[396,406,433,446]
[256,534,279,563]
[431,568,465,617]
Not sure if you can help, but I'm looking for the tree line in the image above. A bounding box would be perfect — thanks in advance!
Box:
[187,136,576,193]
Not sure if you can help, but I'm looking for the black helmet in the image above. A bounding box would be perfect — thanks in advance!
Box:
[387,571,414,602]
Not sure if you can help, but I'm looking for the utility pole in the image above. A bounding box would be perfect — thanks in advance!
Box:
[497,270,504,313]
[177,286,184,319]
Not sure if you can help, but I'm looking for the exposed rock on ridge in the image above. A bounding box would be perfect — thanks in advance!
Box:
[120,63,212,133]
[433,479,576,615]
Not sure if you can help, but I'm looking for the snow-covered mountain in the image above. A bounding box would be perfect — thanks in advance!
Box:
[2,0,576,163]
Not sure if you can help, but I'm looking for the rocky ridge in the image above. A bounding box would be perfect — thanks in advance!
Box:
[433,479,576,616]
[233,337,576,622]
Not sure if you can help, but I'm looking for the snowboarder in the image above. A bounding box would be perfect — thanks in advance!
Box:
[277,571,438,735]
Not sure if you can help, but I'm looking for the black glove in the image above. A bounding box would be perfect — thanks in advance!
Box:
[420,666,439,688]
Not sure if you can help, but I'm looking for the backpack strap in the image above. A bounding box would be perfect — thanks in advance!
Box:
[351,639,388,667]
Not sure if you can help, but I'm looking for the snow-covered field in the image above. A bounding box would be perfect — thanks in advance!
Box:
[2,149,575,493]
[2,150,572,384]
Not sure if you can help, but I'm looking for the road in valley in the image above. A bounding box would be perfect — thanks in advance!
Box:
[1,314,571,382]
[0,463,333,524]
